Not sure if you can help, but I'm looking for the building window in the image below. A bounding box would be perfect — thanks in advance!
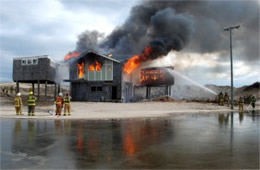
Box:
[91,86,96,92]
[97,86,102,91]
[86,59,113,81]
[21,59,27,65]
[32,59,38,65]
[21,58,38,66]
[91,86,102,92]
[27,59,32,65]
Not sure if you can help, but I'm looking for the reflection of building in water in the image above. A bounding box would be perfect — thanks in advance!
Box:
[69,119,174,169]
[121,119,173,158]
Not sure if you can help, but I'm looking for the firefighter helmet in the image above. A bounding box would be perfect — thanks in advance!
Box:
[59,92,63,96]
[29,91,33,95]
[17,92,21,96]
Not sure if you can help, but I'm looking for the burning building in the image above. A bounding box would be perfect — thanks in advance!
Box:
[66,50,174,102]
[67,51,133,102]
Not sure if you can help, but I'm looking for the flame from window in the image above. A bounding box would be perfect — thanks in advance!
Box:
[77,62,85,79]
[95,61,101,71]
[88,60,102,71]
[123,46,153,74]
[140,69,165,83]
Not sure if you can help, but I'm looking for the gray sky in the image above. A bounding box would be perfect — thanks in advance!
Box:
[0,0,259,87]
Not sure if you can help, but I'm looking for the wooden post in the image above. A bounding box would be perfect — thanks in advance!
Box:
[37,80,40,101]
[54,83,57,100]
[58,84,60,93]
[165,86,168,96]
[45,81,47,101]
[169,86,171,96]
[32,83,34,94]
[146,86,150,99]
[16,81,19,93]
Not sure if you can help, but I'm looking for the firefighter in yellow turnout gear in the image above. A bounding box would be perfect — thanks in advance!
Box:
[218,91,224,106]
[27,91,37,116]
[63,93,72,116]
[14,93,23,115]
[224,92,230,107]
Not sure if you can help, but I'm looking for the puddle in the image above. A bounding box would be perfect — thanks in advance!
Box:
[1,111,259,169]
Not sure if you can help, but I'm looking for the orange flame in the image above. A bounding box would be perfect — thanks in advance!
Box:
[88,61,102,71]
[64,51,80,61]
[123,46,153,74]
[77,62,85,79]
[88,65,95,71]
[95,61,102,71]
[140,69,165,83]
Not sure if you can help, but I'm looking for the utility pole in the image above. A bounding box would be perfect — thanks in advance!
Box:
[224,25,240,110]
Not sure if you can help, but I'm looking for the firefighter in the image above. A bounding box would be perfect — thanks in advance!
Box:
[218,91,224,106]
[251,95,256,110]
[55,92,63,116]
[224,92,230,107]
[238,96,244,113]
[27,91,37,116]
[63,93,72,116]
[14,93,23,115]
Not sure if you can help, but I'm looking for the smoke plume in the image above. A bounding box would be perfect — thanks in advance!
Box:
[76,0,259,62]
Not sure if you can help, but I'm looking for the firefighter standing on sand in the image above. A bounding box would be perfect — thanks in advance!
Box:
[238,96,244,113]
[55,92,64,116]
[27,91,37,116]
[224,92,230,107]
[63,93,72,116]
[14,92,23,115]
[218,91,224,106]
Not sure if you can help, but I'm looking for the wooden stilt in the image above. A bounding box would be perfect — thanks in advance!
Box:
[165,86,168,96]
[32,83,35,94]
[45,81,47,101]
[16,81,19,93]
[37,80,40,101]
[54,83,57,100]
[58,84,60,93]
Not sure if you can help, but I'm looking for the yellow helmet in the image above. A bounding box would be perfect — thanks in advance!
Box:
[29,91,33,95]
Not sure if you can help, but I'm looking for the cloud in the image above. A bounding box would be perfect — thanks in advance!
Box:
[0,0,259,87]
[0,0,137,81]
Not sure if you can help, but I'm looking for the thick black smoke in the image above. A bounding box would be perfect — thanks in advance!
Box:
[76,0,259,62]
[76,30,104,53]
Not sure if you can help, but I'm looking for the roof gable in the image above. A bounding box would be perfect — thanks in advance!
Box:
[72,51,120,63]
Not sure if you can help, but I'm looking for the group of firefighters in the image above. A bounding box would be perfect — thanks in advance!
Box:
[218,91,256,112]
[14,90,72,116]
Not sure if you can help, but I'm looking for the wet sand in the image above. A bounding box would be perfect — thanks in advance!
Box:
[1,100,259,120]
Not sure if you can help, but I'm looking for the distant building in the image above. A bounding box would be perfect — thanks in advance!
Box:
[13,55,59,100]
